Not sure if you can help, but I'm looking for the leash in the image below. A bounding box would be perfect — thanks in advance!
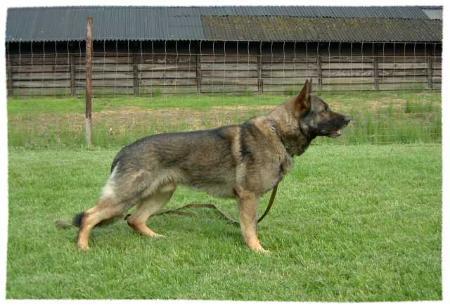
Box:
[56,185,279,230]
[152,183,279,225]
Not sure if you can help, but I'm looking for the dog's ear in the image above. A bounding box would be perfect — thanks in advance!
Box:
[293,79,312,116]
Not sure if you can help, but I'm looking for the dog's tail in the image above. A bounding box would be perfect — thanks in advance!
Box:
[55,212,123,229]
[55,212,85,229]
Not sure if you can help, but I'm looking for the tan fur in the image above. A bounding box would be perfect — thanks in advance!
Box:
[235,187,266,252]
[77,197,124,251]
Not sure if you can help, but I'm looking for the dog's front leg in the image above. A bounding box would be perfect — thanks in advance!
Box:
[237,189,267,253]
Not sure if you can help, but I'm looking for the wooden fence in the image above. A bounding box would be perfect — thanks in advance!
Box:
[6,52,442,96]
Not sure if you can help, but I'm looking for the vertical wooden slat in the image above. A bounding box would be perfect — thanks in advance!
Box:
[316,55,323,91]
[427,56,434,89]
[85,16,93,147]
[195,54,201,94]
[133,54,139,96]
[6,57,13,96]
[373,57,379,90]
[70,54,76,96]
[257,53,263,94]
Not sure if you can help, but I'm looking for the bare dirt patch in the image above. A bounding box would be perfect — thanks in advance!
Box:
[95,105,275,131]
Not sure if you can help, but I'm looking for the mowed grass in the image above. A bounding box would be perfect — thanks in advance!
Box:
[6,91,442,299]
[7,144,441,300]
[8,90,441,148]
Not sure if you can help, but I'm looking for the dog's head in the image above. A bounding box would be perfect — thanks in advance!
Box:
[293,80,351,139]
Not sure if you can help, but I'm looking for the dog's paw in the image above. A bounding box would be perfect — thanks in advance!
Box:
[249,245,270,254]
[256,248,270,255]
[77,244,90,252]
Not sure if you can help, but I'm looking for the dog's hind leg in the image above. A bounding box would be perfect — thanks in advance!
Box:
[77,197,127,251]
[126,182,176,237]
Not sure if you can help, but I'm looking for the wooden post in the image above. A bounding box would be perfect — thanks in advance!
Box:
[195,54,201,94]
[85,16,93,147]
[133,54,139,96]
[70,54,76,96]
[427,56,434,89]
[373,57,379,90]
[257,53,263,94]
[316,55,323,91]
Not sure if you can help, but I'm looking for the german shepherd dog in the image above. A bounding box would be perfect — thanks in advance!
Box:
[72,80,350,252]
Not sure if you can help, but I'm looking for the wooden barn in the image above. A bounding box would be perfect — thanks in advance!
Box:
[5,6,442,96]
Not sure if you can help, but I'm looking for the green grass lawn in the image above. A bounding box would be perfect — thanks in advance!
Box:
[7,144,441,300]
[8,91,441,147]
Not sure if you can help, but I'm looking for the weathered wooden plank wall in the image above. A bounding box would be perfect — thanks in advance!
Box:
[6,51,441,96]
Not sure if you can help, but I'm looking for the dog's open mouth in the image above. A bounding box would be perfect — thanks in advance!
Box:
[328,129,342,138]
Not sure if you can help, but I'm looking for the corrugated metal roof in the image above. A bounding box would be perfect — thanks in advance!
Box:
[203,16,442,42]
[6,6,441,42]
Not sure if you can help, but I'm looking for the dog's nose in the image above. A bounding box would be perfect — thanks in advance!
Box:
[344,116,352,124]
